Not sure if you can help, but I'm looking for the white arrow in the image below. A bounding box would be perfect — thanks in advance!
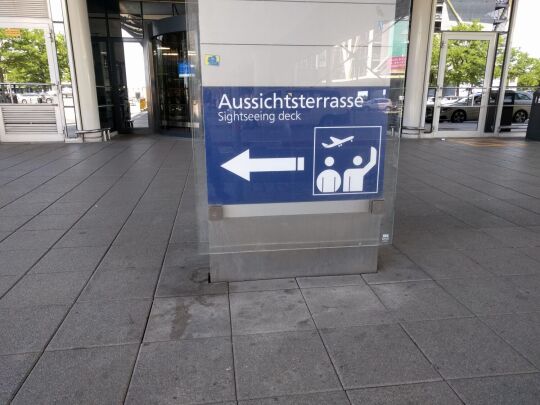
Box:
[221,149,305,181]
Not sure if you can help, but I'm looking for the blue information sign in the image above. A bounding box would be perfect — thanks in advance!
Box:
[203,87,388,205]
[178,61,193,78]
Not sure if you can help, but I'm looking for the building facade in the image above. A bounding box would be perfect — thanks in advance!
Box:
[0,0,530,142]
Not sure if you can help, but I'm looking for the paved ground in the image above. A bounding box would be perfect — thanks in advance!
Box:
[0,136,539,404]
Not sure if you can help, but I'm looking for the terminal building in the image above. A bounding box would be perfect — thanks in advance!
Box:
[0,0,531,143]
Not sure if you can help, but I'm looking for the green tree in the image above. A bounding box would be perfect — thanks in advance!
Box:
[55,32,71,83]
[431,20,540,89]
[496,48,540,87]
[0,28,70,84]
[443,21,489,87]
[429,33,441,86]
[0,28,50,83]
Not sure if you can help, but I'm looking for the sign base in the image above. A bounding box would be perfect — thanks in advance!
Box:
[209,246,378,282]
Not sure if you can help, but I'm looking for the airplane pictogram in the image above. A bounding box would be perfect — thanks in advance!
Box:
[322,136,354,149]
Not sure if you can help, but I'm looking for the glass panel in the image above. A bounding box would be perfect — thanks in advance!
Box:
[87,0,107,18]
[120,1,142,16]
[435,0,510,32]
[98,105,114,128]
[96,86,113,106]
[143,3,173,16]
[89,18,108,37]
[61,85,77,137]
[0,83,56,104]
[49,0,64,22]
[187,0,409,253]
[91,41,110,87]
[121,15,144,38]
[123,41,148,128]
[438,39,491,132]
[107,19,123,38]
[153,31,191,134]
[53,23,71,84]
[0,28,51,84]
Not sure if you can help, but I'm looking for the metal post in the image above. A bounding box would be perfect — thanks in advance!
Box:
[494,0,519,135]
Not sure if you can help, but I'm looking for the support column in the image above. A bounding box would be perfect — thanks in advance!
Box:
[402,0,435,137]
[65,0,100,132]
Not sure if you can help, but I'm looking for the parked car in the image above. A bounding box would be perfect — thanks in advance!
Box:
[425,90,532,123]
[39,90,58,104]
[16,93,42,104]
[364,98,393,111]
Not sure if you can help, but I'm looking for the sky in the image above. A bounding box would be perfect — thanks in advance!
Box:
[511,0,540,58]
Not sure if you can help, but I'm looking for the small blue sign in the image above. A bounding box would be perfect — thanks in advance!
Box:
[205,54,220,66]
[203,87,388,205]
[178,61,193,77]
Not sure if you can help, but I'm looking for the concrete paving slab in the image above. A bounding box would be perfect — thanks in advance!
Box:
[0,352,39,403]
[41,201,93,216]
[302,285,394,328]
[0,275,17,296]
[481,227,540,248]
[363,252,431,284]
[48,299,151,350]
[126,338,235,405]
[156,266,228,297]
[296,275,364,288]
[144,295,230,342]
[404,248,492,279]
[0,272,91,308]
[230,278,297,293]
[393,228,452,251]
[0,305,69,355]
[21,214,81,231]
[126,211,177,227]
[321,324,439,389]
[0,249,45,277]
[230,290,314,335]
[12,344,138,405]
[439,228,505,250]
[133,198,180,214]
[0,229,64,251]
[449,373,540,405]
[438,277,540,315]
[30,246,107,274]
[518,247,540,263]
[372,281,473,321]
[0,215,33,232]
[461,247,540,276]
[436,202,516,229]
[99,242,167,271]
[79,268,159,302]
[234,331,341,400]
[238,391,349,405]
[0,201,50,217]
[55,226,119,248]
[162,243,207,268]
[481,313,540,369]
[402,318,536,379]
[348,382,462,405]
[509,275,540,298]
[114,225,172,247]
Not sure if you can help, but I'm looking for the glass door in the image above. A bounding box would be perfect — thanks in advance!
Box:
[152,30,192,136]
[432,32,497,137]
